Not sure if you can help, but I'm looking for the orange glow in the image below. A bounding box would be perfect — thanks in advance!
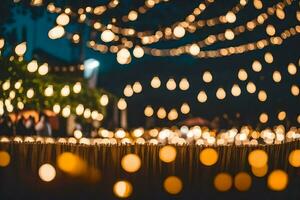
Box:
[159,145,177,163]
[267,170,288,191]
[163,176,183,195]
[214,173,232,192]
[121,154,141,173]
[0,151,10,167]
[248,150,268,168]
[234,172,252,191]
[199,148,218,166]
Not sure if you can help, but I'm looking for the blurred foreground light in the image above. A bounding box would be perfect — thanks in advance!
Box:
[15,42,27,56]
[74,130,83,139]
[53,104,61,114]
[56,13,70,26]
[73,82,82,94]
[27,60,38,72]
[0,38,5,49]
[214,173,232,192]
[225,11,236,23]
[173,25,185,38]
[117,98,127,110]
[189,43,200,55]
[62,106,71,117]
[57,152,86,176]
[234,172,252,191]
[251,165,268,177]
[199,148,218,166]
[26,88,35,99]
[121,154,141,173]
[267,170,288,191]
[288,150,300,167]
[164,176,183,195]
[101,30,115,43]
[48,25,65,39]
[38,63,49,75]
[144,106,154,117]
[100,94,109,106]
[39,163,56,182]
[197,90,207,103]
[61,85,70,96]
[113,180,133,198]
[44,85,54,97]
[0,151,10,167]
[159,145,176,163]
[151,76,161,88]
[133,46,144,58]
[248,149,268,168]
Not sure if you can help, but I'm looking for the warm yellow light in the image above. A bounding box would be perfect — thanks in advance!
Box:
[189,44,200,55]
[276,9,285,20]
[76,104,84,115]
[168,109,178,121]
[234,172,252,192]
[27,60,38,72]
[246,82,256,93]
[291,85,299,96]
[117,48,131,64]
[264,52,273,63]
[214,173,232,192]
[259,113,268,123]
[272,71,281,83]
[288,150,300,167]
[224,29,235,40]
[248,150,268,168]
[113,180,133,198]
[26,88,34,99]
[251,165,268,177]
[62,106,71,118]
[180,103,190,114]
[253,0,263,9]
[61,85,70,97]
[238,69,248,81]
[101,30,115,42]
[179,78,189,91]
[132,82,142,93]
[73,82,82,94]
[56,13,70,26]
[53,104,61,114]
[266,25,276,36]
[44,85,54,97]
[151,76,161,88]
[38,63,49,75]
[231,84,241,97]
[159,145,176,163]
[83,108,91,119]
[128,10,138,21]
[38,163,56,182]
[17,102,24,110]
[225,11,236,23]
[117,98,127,110]
[74,130,83,139]
[2,80,10,91]
[277,111,286,121]
[287,63,297,75]
[203,71,212,83]
[123,85,133,97]
[57,152,86,176]
[173,25,185,38]
[216,88,226,100]
[100,94,109,106]
[144,106,154,117]
[0,38,5,49]
[157,107,166,119]
[133,46,144,58]
[267,170,288,191]
[14,80,22,89]
[164,176,183,195]
[15,42,27,56]
[121,154,141,173]
[166,78,176,90]
[252,60,262,72]
[115,129,126,139]
[0,151,10,167]
[197,90,207,103]
[48,25,65,39]
[258,90,267,102]
[199,148,218,166]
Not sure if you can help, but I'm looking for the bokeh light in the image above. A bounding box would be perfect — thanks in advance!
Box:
[288,150,300,167]
[199,148,218,166]
[248,150,268,168]
[214,173,232,192]
[38,163,56,182]
[121,154,141,173]
[234,172,252,191]
[251,165,268,177]
[113,180,133,198]
[163,176,183,195]
[159,145,177,163]
[0,151,10,167]
[267,170,288,191]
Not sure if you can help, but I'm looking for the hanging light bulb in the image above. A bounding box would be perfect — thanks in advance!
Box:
[53,104,61,114]
[75,104,84,115]
[38,63,49,75]
[166,78,176,90]
[101,30,115,42]
[26,88,35,99]
[27,60,38,73]
[144,106,154,117]
[117,98,127,110]
[189,44,200,56]
[15,42,27,56]
[48,25,65,39]
[62,106,71,118]
[151,76,161,88]
[179,78,189,91]
[61,85,70,97]
[117,48,131,64]
[133,46,144,58]
[2,80,10,91]
[73,82,82,93]
[173,25,185,38]
[132,82,142,93]
[100,94,109,106]
[44,85,54,97]
[56,13,70,26]
[124,85,134,97]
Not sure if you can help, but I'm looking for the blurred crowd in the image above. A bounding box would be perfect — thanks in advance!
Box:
[0,113,52,136]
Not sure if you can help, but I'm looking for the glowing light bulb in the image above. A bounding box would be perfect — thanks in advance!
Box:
[15,42,27,56]
[101,30,115,42]
[38,63,49,75]
[56,13,70,26]
[27,60,38,73]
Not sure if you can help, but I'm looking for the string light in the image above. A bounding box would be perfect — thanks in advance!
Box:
[202,71,213,83]
[163,176,183,195]
[113,180,133,198]
[166,78,176,90]
[56,13,70,26]
[38,63,49,75]
[117,98,127,110]
[238,69,248,81]
[151,76,161,88]
[100,94,109,106]
[144,106,154,117]
[287,63,297,75]
[216,88,226,100]
[15,42,27,56]
[48,25,65,39]
[179,78,189,91]
[157,107,167,119]
[197,90,207,103]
